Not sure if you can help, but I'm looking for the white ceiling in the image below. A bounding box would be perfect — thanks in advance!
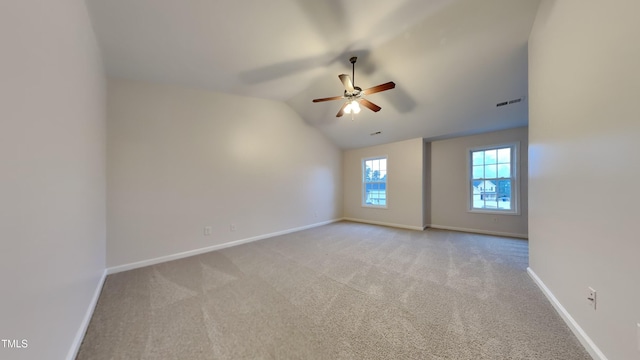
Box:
[86,0,540,149]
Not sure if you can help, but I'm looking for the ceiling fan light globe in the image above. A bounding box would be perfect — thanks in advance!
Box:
[344,103,352,114]
[351,101,361,114]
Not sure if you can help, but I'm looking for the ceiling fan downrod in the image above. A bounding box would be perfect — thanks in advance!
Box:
[350,56,357,87]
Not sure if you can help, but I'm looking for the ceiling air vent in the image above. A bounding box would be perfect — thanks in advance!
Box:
[497,97,524,107]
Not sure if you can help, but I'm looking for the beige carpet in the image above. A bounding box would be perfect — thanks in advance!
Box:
[77,221,591,359]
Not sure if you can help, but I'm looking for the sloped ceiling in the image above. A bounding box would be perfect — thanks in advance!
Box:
[86,0,540,149]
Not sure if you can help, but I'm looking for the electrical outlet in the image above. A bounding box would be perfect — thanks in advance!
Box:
[203,226,212,236]
[587,287,596,310]
[230,223,237,232]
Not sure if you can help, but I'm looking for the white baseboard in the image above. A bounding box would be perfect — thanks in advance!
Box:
[527,268,607,360]
[107,219,341,275]
[428,224,528,239]
[66,269,107,360]
[342,217,426,231]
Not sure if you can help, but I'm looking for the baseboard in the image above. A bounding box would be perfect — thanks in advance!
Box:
[428,224,528,239]
[66,269,107,360]
[342,217,426,231]
[107,219,341,275]
[527,268,607,360]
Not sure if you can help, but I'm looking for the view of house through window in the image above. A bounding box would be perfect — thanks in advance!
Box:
[363,157,387,207]
[470,144,517,213]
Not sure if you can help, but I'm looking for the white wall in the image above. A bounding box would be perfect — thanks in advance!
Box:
[0,1,106,359]
[429,127,528,238]
[528,1,640,359]
[343,138,424,230]
[107,78,342,268]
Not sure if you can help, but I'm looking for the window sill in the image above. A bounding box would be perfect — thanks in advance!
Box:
[362,204,388,209]
[468,208,520,216]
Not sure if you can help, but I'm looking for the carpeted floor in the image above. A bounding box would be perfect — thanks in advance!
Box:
[77,221,591,359]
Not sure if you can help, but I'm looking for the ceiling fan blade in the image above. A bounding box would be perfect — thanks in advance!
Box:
[360,99,382,112]
[362,81,396,95]
[336,102,349,117]
[312,95,343,103]
[338,74,355,93]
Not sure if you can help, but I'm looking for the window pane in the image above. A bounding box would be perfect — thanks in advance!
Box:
[472,193,482,209]
[472,151,484,166]
[497,164,510,178]
[472,166,484,179]
[498,200,511,210]
[366,186,386,205]
[496,179,511,209]
[364,183,373,205]
[497,179,511,198]
[485,150,497,165]
[497,148,510,163]
[484,200,498,209]
[366,160,375,180]
[485,164,497,178]
[379,170,387,182]
[379,159,386,171]
[378,192,386,206]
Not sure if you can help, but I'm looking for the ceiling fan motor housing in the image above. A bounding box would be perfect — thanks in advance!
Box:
[344,87,362,99]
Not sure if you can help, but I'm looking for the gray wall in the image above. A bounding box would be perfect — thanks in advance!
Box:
[107,78,342,268]
[0,1,107,359]
[528,1,640,359]
[429,127,529,238]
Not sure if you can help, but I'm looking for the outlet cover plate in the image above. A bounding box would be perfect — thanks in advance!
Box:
[587,287,596,310]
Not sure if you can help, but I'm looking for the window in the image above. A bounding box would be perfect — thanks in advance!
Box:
[469,143,518,214]
[363,156,387,207]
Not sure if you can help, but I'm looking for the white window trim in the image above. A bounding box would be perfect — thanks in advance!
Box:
[362,155,388,209]
[467,142,520,215]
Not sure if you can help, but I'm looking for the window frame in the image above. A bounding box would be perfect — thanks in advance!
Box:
[362,155,388,209]
[467,142,520,215]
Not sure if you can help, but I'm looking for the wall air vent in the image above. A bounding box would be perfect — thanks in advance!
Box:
[370,131,382,136]
[497,97,525,107]
[508,98,522,105]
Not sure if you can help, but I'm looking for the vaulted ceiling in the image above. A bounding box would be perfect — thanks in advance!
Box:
[86,0,540,149]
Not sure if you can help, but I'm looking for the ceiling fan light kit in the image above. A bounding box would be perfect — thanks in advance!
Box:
[312,57,396,118]
[344,100,361,114]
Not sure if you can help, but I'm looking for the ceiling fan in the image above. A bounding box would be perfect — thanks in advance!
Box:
[312,57,396,117]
